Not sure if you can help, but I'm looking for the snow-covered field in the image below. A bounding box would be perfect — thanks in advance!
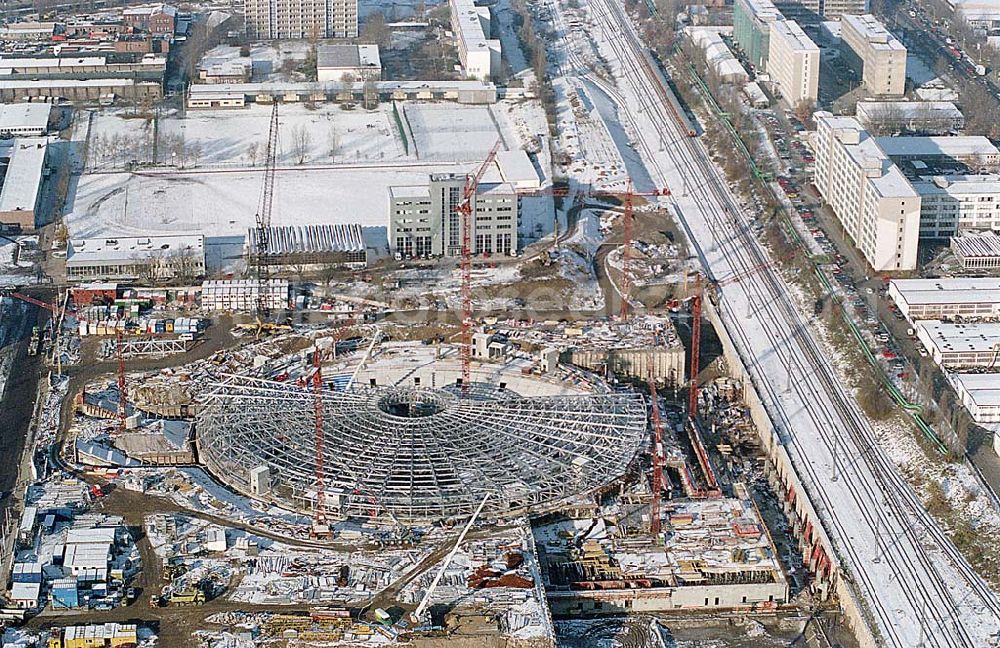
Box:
[84,104,408,171]
[403,103,502,161]
[64,162,475,238]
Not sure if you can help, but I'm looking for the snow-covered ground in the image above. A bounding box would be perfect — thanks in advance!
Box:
[551,0,1000,643]
[404,103,502,161]
[64,162,474,238]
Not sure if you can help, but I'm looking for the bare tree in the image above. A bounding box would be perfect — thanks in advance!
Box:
[327,127,339,161]
[245,142,259,167]
[290,125,312,164]
[361,11,391,48]
[188,141,203,167]
[362,77,379,110]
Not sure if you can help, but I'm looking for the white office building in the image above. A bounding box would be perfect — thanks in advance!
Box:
[0,103,51,137]
[915,320,1000,368]
[840,14,907,97]
[450,0,501,81]
[910,175,1000,238]
[949,373,1000,429]
[766,20,820,106]
[389,173,518,258]
[812,112,921,271]
[888,278,1000,321]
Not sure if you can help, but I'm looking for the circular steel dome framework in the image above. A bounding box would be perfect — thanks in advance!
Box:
[196,375,647,523]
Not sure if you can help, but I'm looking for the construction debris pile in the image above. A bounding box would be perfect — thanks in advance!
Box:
[399,526,555,641]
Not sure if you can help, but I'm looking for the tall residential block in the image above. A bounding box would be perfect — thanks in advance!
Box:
[733,0,783,71]
[243,0,358,40]
[389,174,518,258]
[775,0,868,21]
[840,14,906,97]
[450,0,501,80]
[812,112,921,271]
[767,20,820,106]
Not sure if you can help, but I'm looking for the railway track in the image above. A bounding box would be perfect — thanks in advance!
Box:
[568,0,1000,644]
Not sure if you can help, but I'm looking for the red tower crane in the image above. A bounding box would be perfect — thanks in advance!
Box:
[115,327,128,433]
[253,101,280,323]
[311,348,330,539]
[647,376,666,535]
[455,140,502,394]
[519,183,670,321]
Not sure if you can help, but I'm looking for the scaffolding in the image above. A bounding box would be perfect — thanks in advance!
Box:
[196,375,648,524]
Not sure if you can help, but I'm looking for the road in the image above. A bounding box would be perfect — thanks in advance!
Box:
[552,0,1000,644]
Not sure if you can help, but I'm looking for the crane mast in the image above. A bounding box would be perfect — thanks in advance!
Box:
[254,101,280,321]
[312,348,330,538]
[457,140,502,394]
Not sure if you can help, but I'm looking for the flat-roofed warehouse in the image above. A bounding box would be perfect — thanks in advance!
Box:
[875,135,1000,167]
[65,234,206,281]
[888,278,1000,321]
[0,102,51,137]
[0,78,162,103]
[949,373,1000,428]
[951,230,1000,269]
[316,44,381,82]
[855,101,964,135]
[0,138,47,231]
[246,223,370,270]
[915,320,1000,367]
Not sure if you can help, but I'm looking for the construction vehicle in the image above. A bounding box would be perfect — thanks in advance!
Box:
[161,562,188,580]
[166,587,206,606]
[405,494,490,627]
[234,322,292,336]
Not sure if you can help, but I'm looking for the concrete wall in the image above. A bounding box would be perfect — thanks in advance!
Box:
[548,581,787,615]
[570,347,685,385]
[703,297,879,648]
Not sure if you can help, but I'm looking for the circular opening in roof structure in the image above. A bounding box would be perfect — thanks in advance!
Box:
[376,388,451,418]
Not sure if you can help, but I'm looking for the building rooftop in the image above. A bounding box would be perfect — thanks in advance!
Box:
[951,230,1000,259]
[890,277,1000,305]
[63,624,138,642]
[950,373,1000,408]
[771,20,819,52]
[10,581,40,602]
[123,3,177,17]
[740,0,783,21]
[842,14,906,51]
[186,79,496,95]
[916,320,1000,354]
[821,116,918,198]
[495,150,541,188]
[912,174,1000,195]
[317,44,381,71]
[66,234,204,267]
[0,138,47,218]
[875,136,1000,159]
[247,223,365,256]
[452,0,501,55]
[389,185,430,200]
[855,100,963,121]
[63,541,112,570]
[0,102,50,132]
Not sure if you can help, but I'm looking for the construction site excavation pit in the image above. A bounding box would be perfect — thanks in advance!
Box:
[195,349,648,525]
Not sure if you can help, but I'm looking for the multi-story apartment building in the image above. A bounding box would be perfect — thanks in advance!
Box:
[910,175,1000,237]
[243,0,357,40]
[840,14,906,97]
[767,20,819,106]
[733,0,784,71]
[812,112,921,271]
[774,0,868,20]
[388,174,518,258]
[450,0,501,80]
